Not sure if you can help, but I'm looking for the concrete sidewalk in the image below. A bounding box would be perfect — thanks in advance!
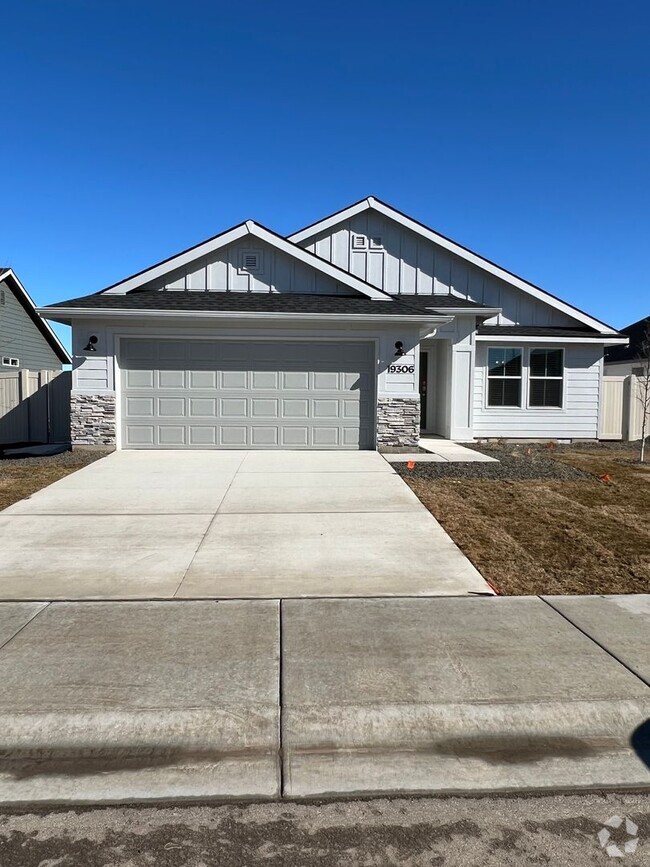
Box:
[0,595,647,806]
[0,450,490,600]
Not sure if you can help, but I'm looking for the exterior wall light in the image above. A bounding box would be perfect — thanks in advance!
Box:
[84,335,98,352]
[394,341,406,357]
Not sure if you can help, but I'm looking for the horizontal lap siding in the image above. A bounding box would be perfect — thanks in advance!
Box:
[472,345,602,438]
[0,280,62,371]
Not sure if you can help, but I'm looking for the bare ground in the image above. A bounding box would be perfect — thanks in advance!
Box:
[0,448,113,512]
[398,443,650,596]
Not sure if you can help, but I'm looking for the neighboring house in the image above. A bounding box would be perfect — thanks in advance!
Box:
[0,269,70,371]
[604,316,650,376]
[40,197,626,450]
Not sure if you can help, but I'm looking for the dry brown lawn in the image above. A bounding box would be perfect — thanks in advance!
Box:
[0,449,112,512]
[403,445,650,596]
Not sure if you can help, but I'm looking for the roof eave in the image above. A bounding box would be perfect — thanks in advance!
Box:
[37,306,453,327]
[2,270,72,364]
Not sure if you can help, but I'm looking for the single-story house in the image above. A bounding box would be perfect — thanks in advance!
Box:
[604,316,649,377]
[40,197,627,450]
[1,269,70,372]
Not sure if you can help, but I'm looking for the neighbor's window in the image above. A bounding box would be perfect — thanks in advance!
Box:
[487,347,522,407]
[529,348,564,407]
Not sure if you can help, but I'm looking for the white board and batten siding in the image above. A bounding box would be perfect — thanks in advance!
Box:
[155,238,353,295]
[300,215,577,327]
[472,344,602,439]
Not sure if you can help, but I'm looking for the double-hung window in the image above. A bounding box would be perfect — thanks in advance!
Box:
[529,348,564,407]
[487,347,522,407]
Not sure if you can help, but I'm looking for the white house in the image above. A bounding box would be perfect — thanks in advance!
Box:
[40,197,626,450]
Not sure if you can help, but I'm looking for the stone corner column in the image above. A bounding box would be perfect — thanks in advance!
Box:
[376,397,421,448]
[70,392,117,446]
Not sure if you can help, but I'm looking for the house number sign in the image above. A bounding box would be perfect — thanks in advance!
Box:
[388,364,415,374]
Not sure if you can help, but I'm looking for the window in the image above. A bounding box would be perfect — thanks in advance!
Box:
[0,289,5,305]
[487,347,522,407]
[529,348,563,407]
[238,250,262,274]
[1,356,19,367]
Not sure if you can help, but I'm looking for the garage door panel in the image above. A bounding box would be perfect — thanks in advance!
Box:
[158,370,185,389]
[159,425,186,445]
[221,370,248,389]
[189,426,217,445]
[282,427,309,446]
[125,369,155,389]
[189,370,217,389]
[158,397,185,417]
[121,340,374,449]
[220,398,247,418]
[189,398,217,417]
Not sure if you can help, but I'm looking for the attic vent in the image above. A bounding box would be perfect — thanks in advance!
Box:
[351,234,366,250]
[2,356,19,367]
[369,236,383,249]
[239,250,263,274]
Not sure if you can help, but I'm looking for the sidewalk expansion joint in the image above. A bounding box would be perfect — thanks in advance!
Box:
[539,596,650,690]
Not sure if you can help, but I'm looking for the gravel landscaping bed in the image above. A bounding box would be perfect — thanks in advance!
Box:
[393,446,594,482]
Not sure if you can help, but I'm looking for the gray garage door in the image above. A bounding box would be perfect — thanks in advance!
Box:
[120,338,374,449]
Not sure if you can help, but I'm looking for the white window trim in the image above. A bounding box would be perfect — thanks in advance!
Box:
[1,356,20,367]
[483,345,568,412]
[526,347,565,410]
[486,346,523,409]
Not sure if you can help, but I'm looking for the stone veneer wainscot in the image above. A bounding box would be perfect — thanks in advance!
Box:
[376,397,420,448]
[70,393,116,446]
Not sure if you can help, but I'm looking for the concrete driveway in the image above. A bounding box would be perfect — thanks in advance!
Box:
[0,450,491,600]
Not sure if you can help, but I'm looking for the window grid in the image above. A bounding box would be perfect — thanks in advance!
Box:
[529,348,564,408]
[487,347,523,407]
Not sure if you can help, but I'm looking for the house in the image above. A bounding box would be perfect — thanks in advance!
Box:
[1,269,70,372]
[604,316,650,376]
[39,197,626,450]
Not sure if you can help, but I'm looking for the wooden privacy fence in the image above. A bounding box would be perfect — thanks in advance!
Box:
[0,369,71,446]
[600,374,648,441]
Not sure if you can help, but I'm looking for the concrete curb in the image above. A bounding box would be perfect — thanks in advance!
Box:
[0,708,280,806]
[283,699,650,798]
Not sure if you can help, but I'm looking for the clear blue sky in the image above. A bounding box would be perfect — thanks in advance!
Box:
[2,0,648,352]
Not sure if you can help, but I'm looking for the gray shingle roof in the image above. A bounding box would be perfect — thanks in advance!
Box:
[45,290,441,317]
[477,325,616,338]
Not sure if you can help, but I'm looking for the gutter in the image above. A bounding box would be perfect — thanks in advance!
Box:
[37,307,454,327]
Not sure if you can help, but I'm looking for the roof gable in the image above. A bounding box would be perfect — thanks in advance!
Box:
[101,221,390,301]
[289,197,619,334]
[0,269,71,364]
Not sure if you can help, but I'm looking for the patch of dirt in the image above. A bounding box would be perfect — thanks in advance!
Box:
[397,442,650,596]
[0,448,113,511]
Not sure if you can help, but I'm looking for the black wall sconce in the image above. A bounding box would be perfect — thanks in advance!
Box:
[394,341,406,357]
[84,335,98,352]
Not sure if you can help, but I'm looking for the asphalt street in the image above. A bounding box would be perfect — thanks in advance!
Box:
[0,792,648,866]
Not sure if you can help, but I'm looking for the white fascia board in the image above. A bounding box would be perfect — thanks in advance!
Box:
[102,224,250,294]
[248,223,388,299]
[290,197,616,334]
[422,306,501,316]
[100,220,388,300]
[5,270,72,363]
[38,307,453,327]
[288,198,373,243]
[475,334,628,345]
